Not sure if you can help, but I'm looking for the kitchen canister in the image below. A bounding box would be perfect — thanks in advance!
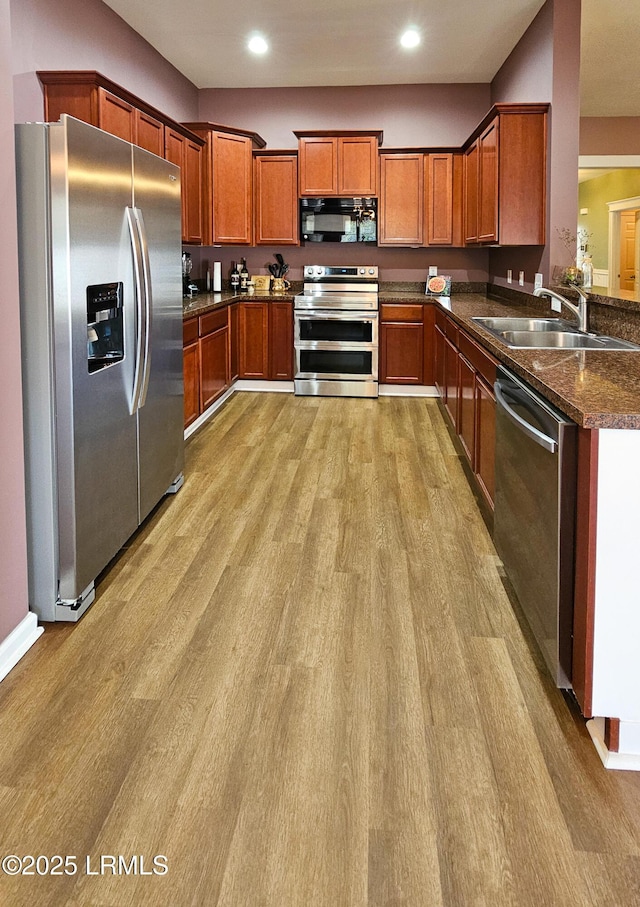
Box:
[213,261,222,292]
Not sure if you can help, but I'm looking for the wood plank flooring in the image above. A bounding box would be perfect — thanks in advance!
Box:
[1,392,639,906]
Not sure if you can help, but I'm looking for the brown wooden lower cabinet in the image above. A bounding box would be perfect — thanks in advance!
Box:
[199,308,230,410]
[183,299,294,428]
[270,301,294,379]
[379,303,435,385]
[239,302,270,378]
[474,375,496,508]
[229,302,239,381]
[380,322,424,383]
[238,300,294,380]
[443,335,459,428]
[183,317,200,428]
[379,304,423,384]
[435,308,497,511]
[458,353,475,460]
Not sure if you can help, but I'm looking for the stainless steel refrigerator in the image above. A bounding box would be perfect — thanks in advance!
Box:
[16,115,185,622]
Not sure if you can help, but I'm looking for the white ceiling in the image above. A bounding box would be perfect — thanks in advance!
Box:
[101,0,547,89]
[100,0,638,117]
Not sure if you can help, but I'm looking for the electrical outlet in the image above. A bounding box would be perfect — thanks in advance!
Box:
[534,272,543,290]
[428,266,438,277]
[507,269,512,284]
[519,271,525,286]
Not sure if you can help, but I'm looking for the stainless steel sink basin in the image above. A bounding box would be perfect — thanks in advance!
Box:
[472,316,577,333]
[471,316,640,351]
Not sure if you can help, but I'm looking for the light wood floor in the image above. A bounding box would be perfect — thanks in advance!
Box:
[1,393,640,907]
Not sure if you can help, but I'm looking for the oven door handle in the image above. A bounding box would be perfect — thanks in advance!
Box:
[495,379,557,453]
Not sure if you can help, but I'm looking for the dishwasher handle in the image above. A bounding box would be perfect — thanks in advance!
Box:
[495,379,557,453]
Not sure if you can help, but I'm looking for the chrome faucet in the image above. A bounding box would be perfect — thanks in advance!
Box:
[533,285,589,332]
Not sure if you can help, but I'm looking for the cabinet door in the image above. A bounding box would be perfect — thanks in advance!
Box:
[426,153,454,245]
[165,129,203,245]
[269,301,294,379]
[136,110,164,156]
[298,136,338,196]
[423,304,436,386]
[164,128,187,241]
[498,110,547,245]
[200,326,229,409]
[458,354,475,464]
[474,375,496,509]
[239,302,269,378]
[98,88,135,142]
[254,155,299,245]
[478,118,499,244]
[183,342,200,428]
[184,139,203,244]
[229,302,239,382]
[379,153,424,246]
[443,335,459,427]
[213,132,253,244]
[380,323,424,384]
[338,135,378,196]
[464,141,479,244]
[434,325,446,398]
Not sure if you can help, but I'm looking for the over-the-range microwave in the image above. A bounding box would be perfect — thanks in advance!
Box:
[300,197,377,244]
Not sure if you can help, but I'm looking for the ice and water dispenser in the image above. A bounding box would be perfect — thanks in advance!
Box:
[86,282,124,372]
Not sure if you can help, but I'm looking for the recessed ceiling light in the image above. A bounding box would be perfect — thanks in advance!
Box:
[400,29,420,49]
[248,35,269,55]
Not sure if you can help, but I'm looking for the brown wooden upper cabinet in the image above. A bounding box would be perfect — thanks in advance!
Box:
[379,151,463,247]
[427,152,464,246]
[253,152,299,245]
[38,71,205,244]
[183,123,266,245]
[463,104,548,246]
[379,152,424,246]
[295,131,382,197]
[164,128,203,245]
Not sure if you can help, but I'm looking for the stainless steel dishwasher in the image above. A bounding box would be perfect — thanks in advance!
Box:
[494,367,577,688]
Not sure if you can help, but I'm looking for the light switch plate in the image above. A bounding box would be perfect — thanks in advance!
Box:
[428,266,438,276]
[534,272,544,289]
[550,297,562,313]
[519,271,525,286]
[507,269,512,284]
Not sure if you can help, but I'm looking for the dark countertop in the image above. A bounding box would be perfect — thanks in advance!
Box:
[183,289,640,430]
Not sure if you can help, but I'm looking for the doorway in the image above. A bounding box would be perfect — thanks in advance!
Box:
[619,209,639,291]
[607,196,640,295]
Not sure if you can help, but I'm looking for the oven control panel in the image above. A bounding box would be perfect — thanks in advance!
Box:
[304,265,378,280]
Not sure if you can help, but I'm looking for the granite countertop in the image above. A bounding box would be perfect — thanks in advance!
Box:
[434,293,640,430]
[183,287,640,430]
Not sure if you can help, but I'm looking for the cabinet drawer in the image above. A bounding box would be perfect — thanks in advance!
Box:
[436,310,458,344]
[458,330,497,386]
[380,303,423,323]
[183,317,198,346]
[199,307,228,336]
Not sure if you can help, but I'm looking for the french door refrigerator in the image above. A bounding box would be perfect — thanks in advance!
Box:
[16,115,185,622]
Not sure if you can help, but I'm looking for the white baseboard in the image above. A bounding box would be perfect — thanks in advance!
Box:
[379,384,438,397]
[184,384,236,439]
[0,612,43,683]
[587,718,640,771]
[235,380,294,393]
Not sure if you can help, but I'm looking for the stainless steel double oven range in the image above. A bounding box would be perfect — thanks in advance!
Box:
[294,265,379,397]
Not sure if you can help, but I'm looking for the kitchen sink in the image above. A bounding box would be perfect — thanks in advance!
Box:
[471,317,640,351]
[472,316,578,333]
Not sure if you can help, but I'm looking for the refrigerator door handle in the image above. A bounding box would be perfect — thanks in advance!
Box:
[126,206,148,414]
[134,207,153,408]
